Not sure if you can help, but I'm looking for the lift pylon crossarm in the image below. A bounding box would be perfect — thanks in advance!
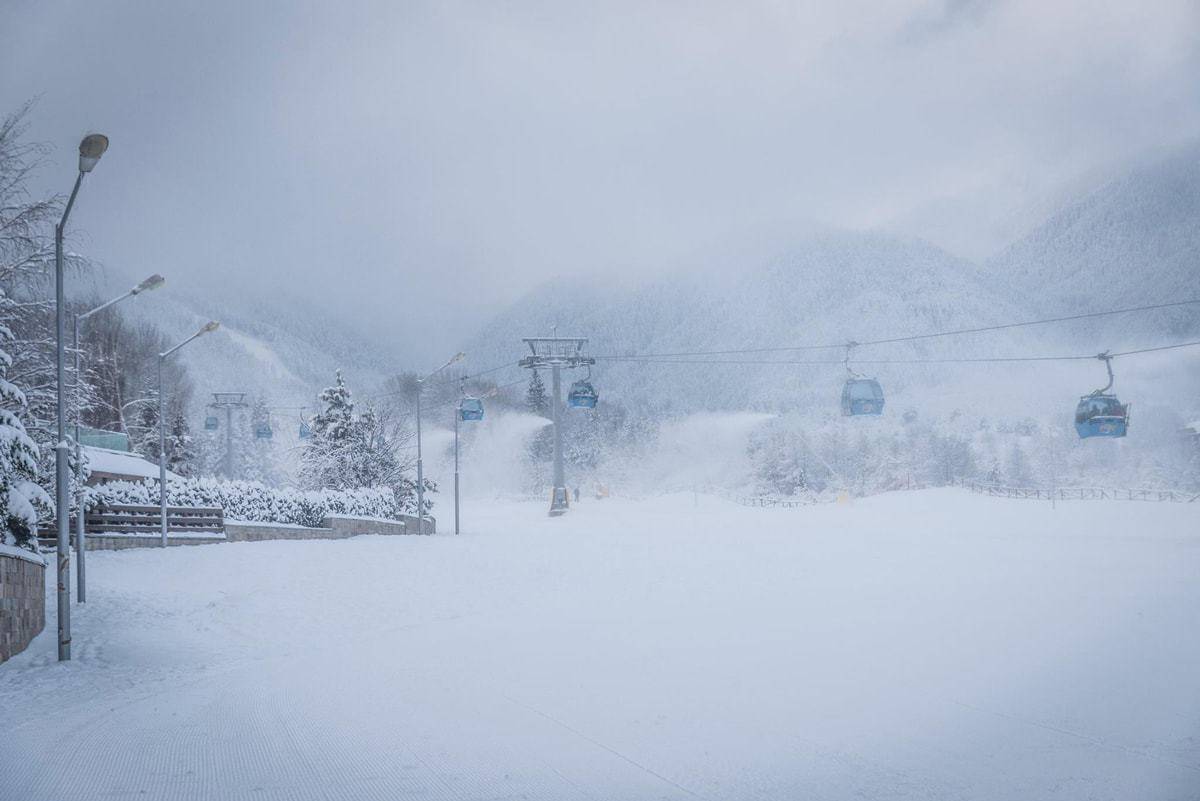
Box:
[520,337,595,369]
[519,354,596,369]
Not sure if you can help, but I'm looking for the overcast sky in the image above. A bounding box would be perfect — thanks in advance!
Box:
[2,0,1198,357]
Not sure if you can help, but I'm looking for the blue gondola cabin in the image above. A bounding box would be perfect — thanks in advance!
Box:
[841,378,884,416]
[568,380,599,409]
[459,397,484,421]
[1074,394,1128,439]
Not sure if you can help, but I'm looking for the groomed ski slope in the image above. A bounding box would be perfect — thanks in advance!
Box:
[2,489,1197,800]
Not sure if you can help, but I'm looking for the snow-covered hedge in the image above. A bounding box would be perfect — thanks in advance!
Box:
[88,478,400,528]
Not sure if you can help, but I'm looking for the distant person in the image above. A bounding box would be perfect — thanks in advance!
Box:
[573,487,580,502]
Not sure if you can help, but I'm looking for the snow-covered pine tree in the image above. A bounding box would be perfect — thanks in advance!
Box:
[194,410,225,477]
[0,103,75,507]
[241,397,279,484]
[1004,442,1031,486]
[131,400,159,464]
[300,371,355,490]
[313,371,354,442]
[523,372,555,474]
[526,369,549,417]
[166,411,196,478]
[344,403,400,489]
[0,289,49,550]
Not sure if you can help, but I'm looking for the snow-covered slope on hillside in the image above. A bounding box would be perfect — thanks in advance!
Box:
[77,271,394,414]
[463,144,1200,420]
[986,141,1200,344]
[80,143,1200,425]
[462,230,1055,414]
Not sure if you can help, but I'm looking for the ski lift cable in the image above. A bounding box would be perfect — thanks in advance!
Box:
[591,298,1200,360]
[593,339,1200,367]
[415,377,528,414]
[366,361,523,403]
[1108,340,1200,357]
[394,378,531,449]
[428,360,521,387]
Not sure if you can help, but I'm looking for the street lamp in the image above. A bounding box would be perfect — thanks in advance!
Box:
[158,321,219,546]
[415,351,464,534]
[78,134,109,173]
[54,132,108,662]
[73,273,165,602]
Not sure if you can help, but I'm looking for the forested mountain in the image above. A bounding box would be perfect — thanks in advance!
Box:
[986,140,1200,345]
[462,231,1044,415]
[78,270,394,416]
[462,145,1200,418]
[91,141,1200,424]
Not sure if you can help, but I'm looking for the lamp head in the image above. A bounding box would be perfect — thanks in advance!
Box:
[134,274,165,294]
[200,320,220,335]
[78,133,109,173]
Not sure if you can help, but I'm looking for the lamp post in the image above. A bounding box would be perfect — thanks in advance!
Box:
[54,133,108,661]
[74,273,165,602]
[415,352,464,534]
[158,321,219,546]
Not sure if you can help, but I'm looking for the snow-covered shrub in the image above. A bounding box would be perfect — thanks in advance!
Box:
[88,478,403,526]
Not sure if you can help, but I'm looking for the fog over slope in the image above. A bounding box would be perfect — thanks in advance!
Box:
[461,143,1200,418]
[987,140,1200,340]
[91,142,1200,423]
[462,230,1030,412]
[74,270,392,415]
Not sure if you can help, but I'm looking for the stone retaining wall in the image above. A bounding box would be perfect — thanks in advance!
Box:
[83,534,226,550]
[398,514,436,535]
[328,516,410,537]
[44,515,413,553]
[225,522,350,542]
[219,515,409,543]
[1,548,46,663]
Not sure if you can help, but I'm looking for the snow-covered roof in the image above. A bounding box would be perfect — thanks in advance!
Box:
[84,446,182,482]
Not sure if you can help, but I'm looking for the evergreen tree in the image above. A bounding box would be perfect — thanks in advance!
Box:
[131,399,160,464]
[313,371,354,442]
[299,373,431,510]
[300,371,357,490]
[0,105,82,503]
[196,414,224,477]
[242,397,278,484]
[0,289,49,550]
[344,403,403,489]
[526,369,549,417]
[1005,442,1030,485]
[166,411,196,478]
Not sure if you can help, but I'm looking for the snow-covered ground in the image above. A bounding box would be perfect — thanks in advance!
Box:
[2,489,1197,800]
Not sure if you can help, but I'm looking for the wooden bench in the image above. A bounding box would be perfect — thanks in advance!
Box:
[40,504,225,542]
[85,504,225,533]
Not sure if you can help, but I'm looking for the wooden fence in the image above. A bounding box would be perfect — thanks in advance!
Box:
[961,481,1198,503]
[734,495,828,508]
[736,484,1199,507]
